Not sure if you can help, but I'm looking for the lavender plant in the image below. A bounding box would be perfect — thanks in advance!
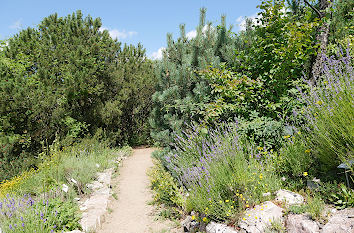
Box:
[164,122,280,221]
[298,48,353,172]
[0,194,80,232]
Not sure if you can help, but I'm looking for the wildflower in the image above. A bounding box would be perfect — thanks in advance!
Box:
[202,217,207,222]
[257,147,263,151]
[225,200,229,203]
[259,174,263,179]
[246,204,249,208]
[242,217,246,220]
[297,131,301,135]
[316,100,323,105]
[191,215,196,220]
[283,135,290,139]
[305,149,311,153]
[303,172,308,177]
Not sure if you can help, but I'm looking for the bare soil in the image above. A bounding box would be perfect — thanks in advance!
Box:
[98,148,181,233]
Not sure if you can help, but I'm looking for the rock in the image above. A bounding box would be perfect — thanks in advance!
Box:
[66,230,84,233]
[206,221,238,233]
[79,168,113,232]
[262,192,271,197]
[286,214,319,233]
[321,208,354,233]
[182,216,199,232]
[239,201,283,233]
[275,189,304,206]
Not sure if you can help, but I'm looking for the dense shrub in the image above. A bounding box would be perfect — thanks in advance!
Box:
[297,49,353,172]
[0,11,155,181]
[148,160,185,207]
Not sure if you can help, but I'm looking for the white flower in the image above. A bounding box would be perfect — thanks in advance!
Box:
[95,163,100,168]
[62,184,69,193]
[281,177,286,181]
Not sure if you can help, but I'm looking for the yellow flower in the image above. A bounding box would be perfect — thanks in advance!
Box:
[219,200,223,203]
[202,217,207,222]
[246,204,249,208]
[255,216,258,219]
[257,146,263,151]
[305,149,311,153]
[259,174,263,179]
[316,100,323,105]
[243,217,246,220]
[283,135,290,139]
[191,215,196,220]
[297,131,301,135]
[225,200,229,203]
[303,172,308,176]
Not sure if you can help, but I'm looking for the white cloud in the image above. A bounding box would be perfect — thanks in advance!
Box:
[186,25,215,40]
[236,13,261,31]
[186,30,197,40]
[150,47,165,60]
[9,19,22,30]
[99,26,137,40]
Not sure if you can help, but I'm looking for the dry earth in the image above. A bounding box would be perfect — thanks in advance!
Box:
[98,148,181,233]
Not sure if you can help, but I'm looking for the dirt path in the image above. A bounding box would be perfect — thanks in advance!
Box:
[98,148,181,233]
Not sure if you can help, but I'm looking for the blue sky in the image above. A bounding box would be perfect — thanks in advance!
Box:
[0,0,262,59]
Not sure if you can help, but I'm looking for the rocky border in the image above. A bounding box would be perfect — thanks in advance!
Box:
[67,155,128,233]
[182,189,354,233]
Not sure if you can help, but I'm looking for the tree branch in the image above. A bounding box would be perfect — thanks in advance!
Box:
[303,0,323,18]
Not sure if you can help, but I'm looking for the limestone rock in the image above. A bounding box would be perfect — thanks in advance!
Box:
[321,208,354,233]
[239,201,283,233]
[275,189,304,206]
[286,214,319,233]
[182,216,199,233]
[206,221,238,233]
[79,168,113,232]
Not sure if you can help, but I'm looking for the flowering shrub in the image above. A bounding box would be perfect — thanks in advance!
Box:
[163,123,280,221]
[297,48,353,172]
[0,194,80,232]
[148,160,185,207]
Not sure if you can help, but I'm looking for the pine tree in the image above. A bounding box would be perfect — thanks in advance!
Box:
[150,9,235,146]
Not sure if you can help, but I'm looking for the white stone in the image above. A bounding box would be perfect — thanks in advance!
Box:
[71,178,78,184]
[286,214,319,233]
[206,221,238,233]
[275,189,304,206]
[321,208,354,233]
[239,201,283,233]
[78,168,113,232]
[62,184,69,193]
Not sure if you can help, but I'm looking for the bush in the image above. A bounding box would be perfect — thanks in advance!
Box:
[162,122,280,221]
[297,49,353,172]
[148,159,185,207]
[0,194,81,232]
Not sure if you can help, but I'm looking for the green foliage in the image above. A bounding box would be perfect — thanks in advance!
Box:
[0,11,154,181]
[150,9,236,146]
[329,184,354,209]
[234,0,319,119]
[148,159,185,207]
[0,195,81,232]
[275,135,314,178]
[299,51,353,172]
[306,195,326,221]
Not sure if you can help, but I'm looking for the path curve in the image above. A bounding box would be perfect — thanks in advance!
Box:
[98,148,179,233]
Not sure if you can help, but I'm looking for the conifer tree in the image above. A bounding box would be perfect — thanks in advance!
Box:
[150,9,235,146]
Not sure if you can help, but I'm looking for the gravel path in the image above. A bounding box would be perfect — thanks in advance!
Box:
[98,148,180,233]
